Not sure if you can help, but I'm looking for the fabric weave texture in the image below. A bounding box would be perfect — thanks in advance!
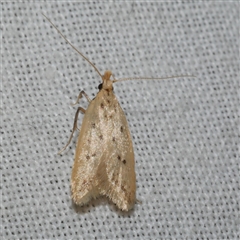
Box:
[2,2,239,239]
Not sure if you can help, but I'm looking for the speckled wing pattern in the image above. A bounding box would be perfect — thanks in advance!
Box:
[71,89,136,211]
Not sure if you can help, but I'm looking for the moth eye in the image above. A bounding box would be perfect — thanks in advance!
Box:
[98,83,103,90]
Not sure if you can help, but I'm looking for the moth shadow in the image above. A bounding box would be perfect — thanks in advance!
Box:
[71,197,135,216]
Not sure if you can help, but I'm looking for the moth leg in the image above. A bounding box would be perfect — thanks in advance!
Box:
[136,199,142,204]
[72,90,91,106]
[111,73,117,82]
[58,107,85,155]
[72,90,90,130]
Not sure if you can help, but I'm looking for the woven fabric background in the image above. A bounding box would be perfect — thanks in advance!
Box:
[2,2,239,239]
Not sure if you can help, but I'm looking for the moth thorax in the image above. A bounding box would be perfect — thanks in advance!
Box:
[102,70,113,90]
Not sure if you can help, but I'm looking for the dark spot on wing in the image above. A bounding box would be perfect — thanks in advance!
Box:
[121,185,126,192]
[92,153,96,157]
[86,155,90,160]
[112,137,115,142]
[117,155,121,160]
[92,123,96,128]
[99,135,103,140]
[114,104,118,112]
[120,126,124,132]
[107,99,110,104]
[101,103,104,108]
[123,159,126,164]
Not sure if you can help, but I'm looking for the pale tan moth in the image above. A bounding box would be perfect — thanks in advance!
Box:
[43,14,194,211]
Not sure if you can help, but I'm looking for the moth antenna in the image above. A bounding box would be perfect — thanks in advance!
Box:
[113,75,196,83]
[42,13,102,78]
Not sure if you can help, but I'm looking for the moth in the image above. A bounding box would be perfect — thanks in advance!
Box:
[43,14,193,211]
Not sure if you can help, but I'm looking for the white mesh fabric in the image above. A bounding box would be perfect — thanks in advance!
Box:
[2,2,239,239]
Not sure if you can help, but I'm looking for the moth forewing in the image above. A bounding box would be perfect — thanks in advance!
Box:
[71,87,136,211]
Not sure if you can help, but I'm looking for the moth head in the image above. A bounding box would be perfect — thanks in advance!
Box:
[101,70,113,90]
